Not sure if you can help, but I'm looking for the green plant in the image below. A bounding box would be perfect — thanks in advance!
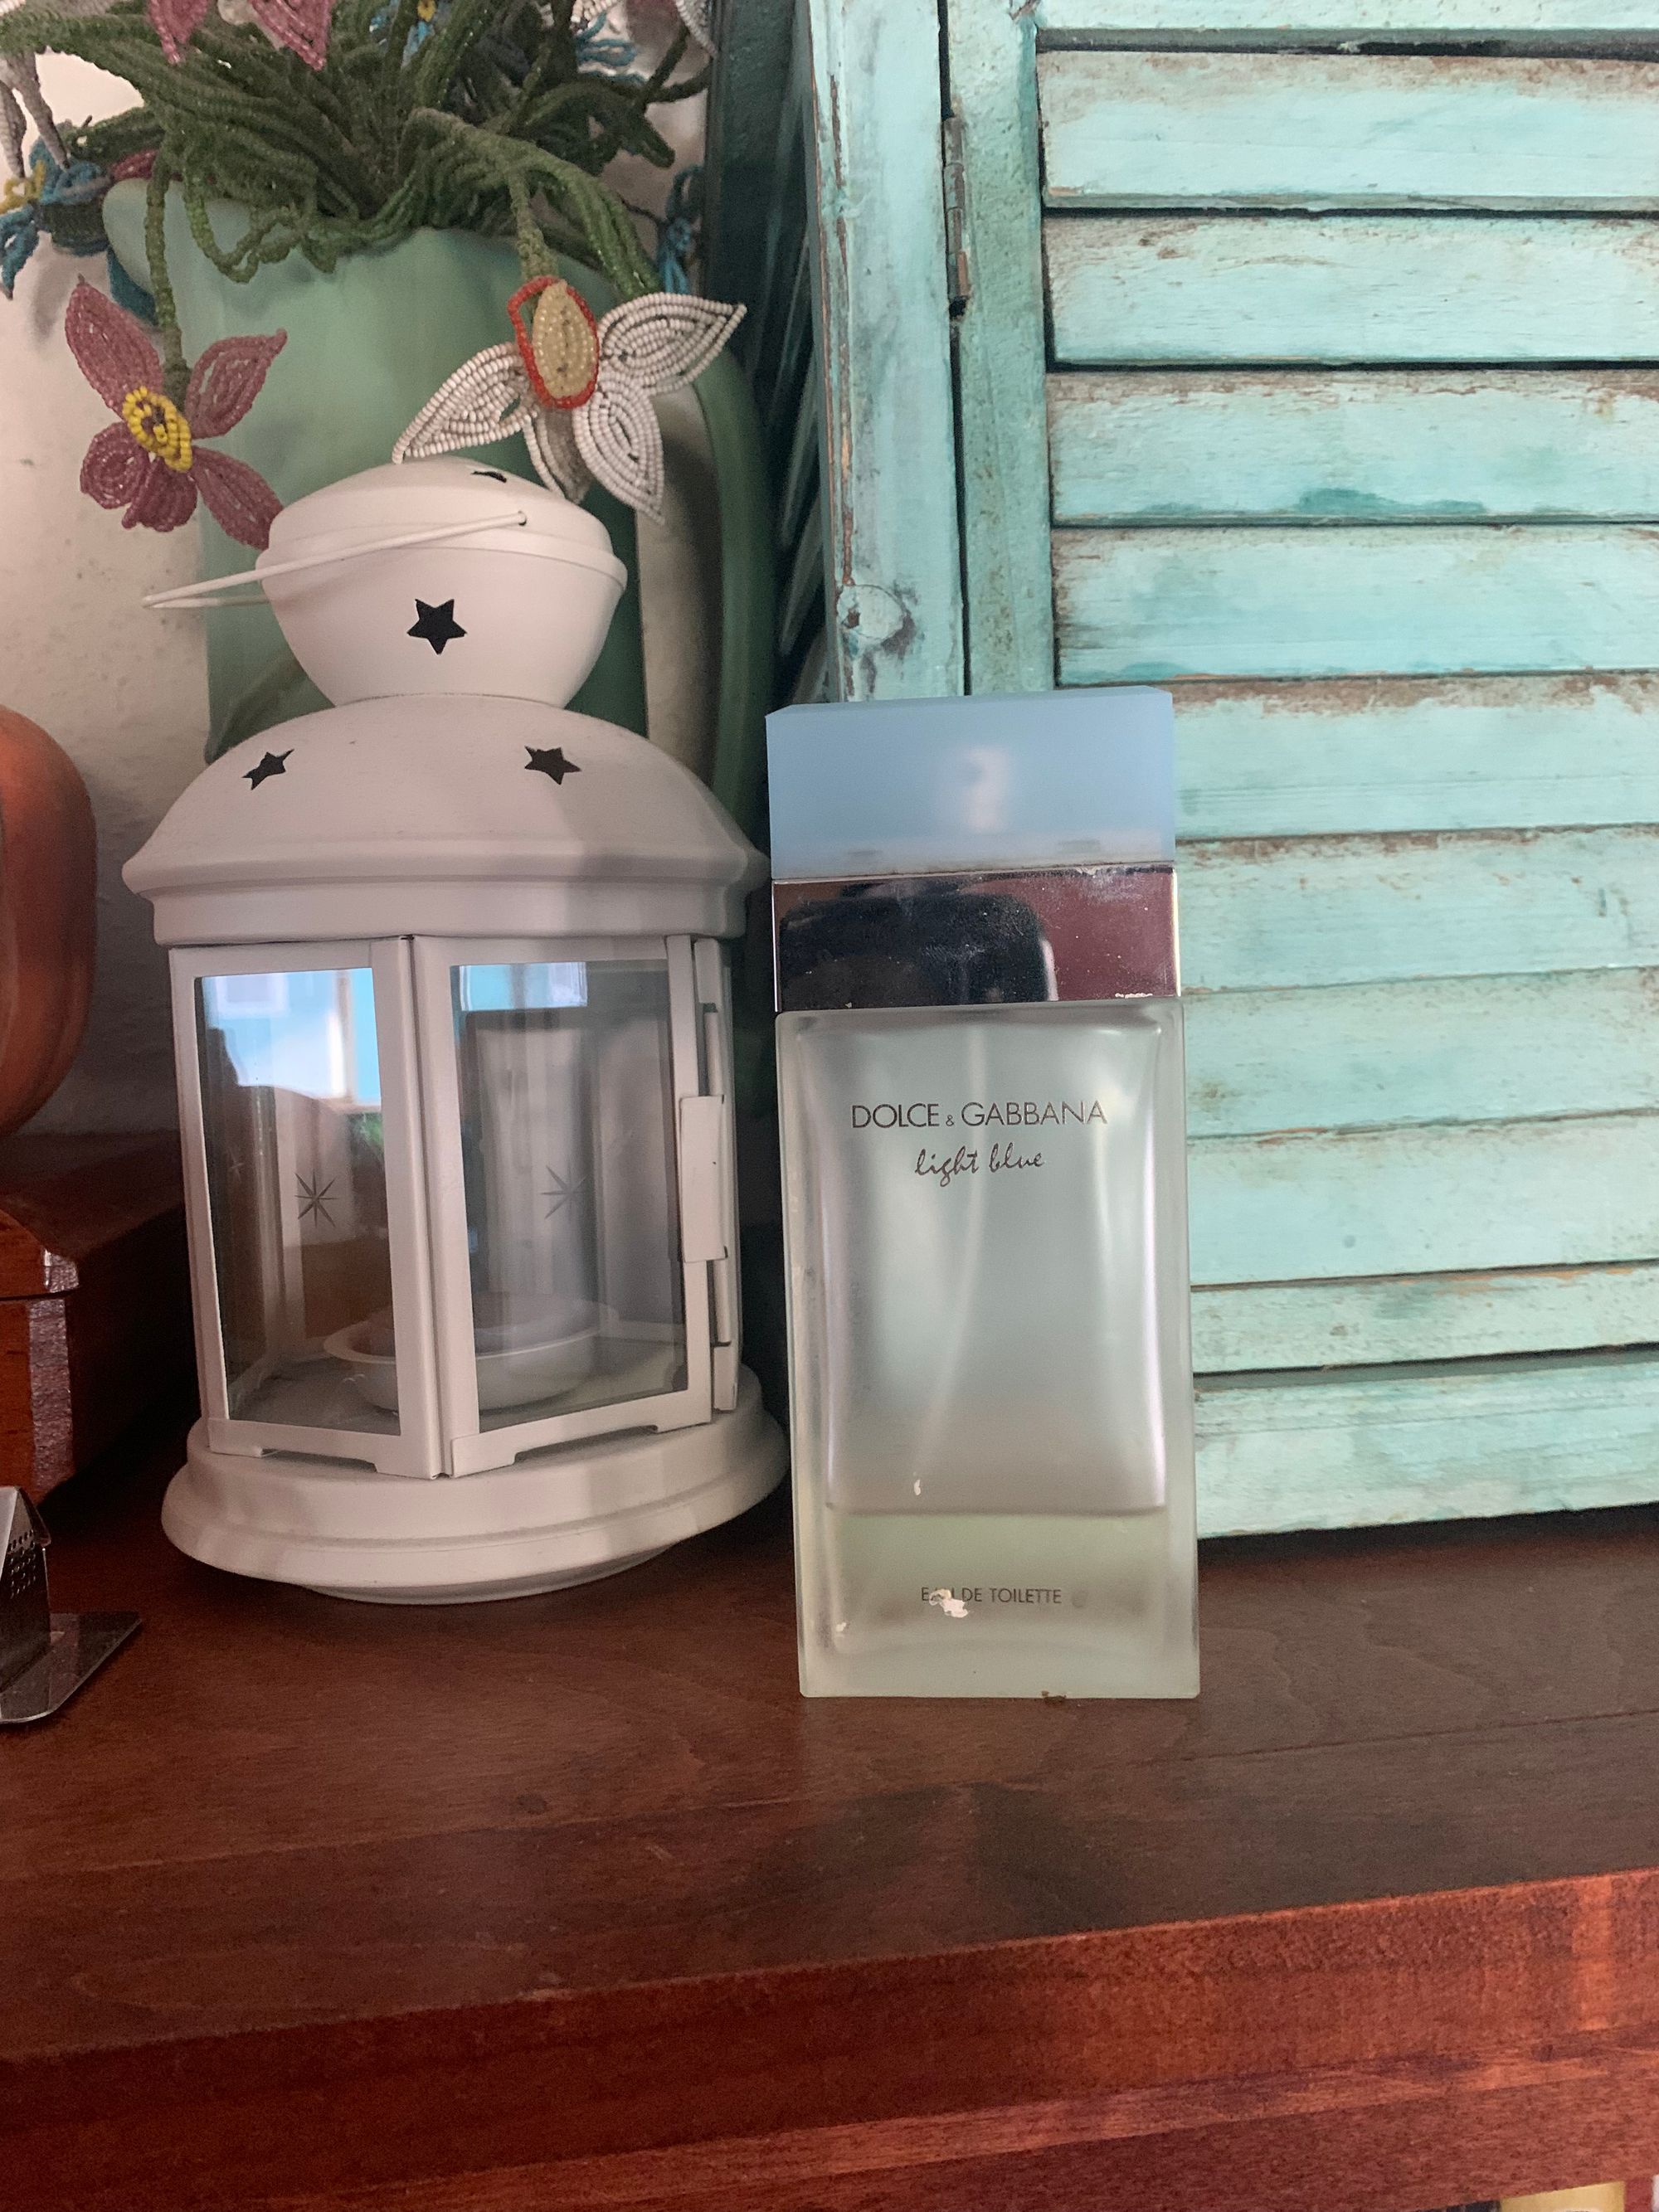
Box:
[3,0,702,294]
[0,0,713,538]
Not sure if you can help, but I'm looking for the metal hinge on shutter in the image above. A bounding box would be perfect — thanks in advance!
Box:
[942,113,971,313]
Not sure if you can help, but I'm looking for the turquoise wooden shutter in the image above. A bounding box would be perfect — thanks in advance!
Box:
[712,0,1659,1534]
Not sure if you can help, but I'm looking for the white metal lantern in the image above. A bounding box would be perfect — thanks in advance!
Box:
[125,459,784,1602]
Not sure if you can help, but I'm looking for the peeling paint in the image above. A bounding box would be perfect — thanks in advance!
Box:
[1039,50,1659,215]
[1047,215,1659,368]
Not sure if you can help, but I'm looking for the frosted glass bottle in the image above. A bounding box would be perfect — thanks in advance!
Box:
[769,690,1198,1699]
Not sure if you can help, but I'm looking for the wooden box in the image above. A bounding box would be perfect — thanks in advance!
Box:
[0,1133,194,1500]
[706,0,1659,1535]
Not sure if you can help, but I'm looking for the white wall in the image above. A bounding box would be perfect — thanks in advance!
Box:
[5,56,211,1133]
[3,46,713,1138]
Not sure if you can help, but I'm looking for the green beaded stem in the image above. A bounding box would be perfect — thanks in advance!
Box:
[0,0,697,367]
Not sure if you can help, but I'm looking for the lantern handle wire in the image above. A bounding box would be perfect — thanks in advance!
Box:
[143,511,531,611]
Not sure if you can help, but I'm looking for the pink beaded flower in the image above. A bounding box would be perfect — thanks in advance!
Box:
[66,281,285,547]
[148,0,335,67]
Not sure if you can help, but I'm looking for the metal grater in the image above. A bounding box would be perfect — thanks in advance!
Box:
[0,1490,139,1725]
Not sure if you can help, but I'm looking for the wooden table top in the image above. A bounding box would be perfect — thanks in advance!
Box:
[12,1410,1659,2212]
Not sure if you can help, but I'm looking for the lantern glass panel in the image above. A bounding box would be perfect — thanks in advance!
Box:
[195,965,401,1434]
[450,957,688,1430]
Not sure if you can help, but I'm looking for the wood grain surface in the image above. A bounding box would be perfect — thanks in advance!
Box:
[1180,825,1659,992]
[1036,0,1659,36]
[1170,675,1659,839]
[12,1417,1659,2209]
[1190,1111,1659,1284]
[946,0,1056,693]
[0,1134,192,1498]
[1046,216,1659,365]
[1039,52,1659,209]
[1185,970,1659,1135]
[1195,1348,1659,1531]
[0,1132,182,1297]
[1192,1261,1659,1373]
[1049,372,1659,526]
[1053,525,1659,683]
[798,0,963,698]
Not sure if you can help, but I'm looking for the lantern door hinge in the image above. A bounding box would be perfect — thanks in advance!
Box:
[942,112,971,314]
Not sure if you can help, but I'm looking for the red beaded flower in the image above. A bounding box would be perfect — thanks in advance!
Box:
[66,282,285,547]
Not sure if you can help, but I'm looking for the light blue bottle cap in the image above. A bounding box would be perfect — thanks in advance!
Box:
[766,688,1174,878]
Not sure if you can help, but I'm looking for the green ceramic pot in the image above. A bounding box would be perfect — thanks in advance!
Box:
[102,183,646,757]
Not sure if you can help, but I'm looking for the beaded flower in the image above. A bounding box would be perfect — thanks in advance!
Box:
[675,0,713,49]
[392,276,742,522]
[1,139,156,312]
[365,0,445,61]
[572,1,636,70]
[0,54,60,182]
[148,0,334,67]
[625,0,713,51]
[654,166,701,294]
[2,142,96,295]
[66,280,286,547]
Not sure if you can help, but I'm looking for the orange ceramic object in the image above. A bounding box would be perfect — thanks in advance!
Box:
[0,708,95,1136]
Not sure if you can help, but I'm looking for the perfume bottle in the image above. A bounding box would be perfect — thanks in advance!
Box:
[769,689,1197,1699]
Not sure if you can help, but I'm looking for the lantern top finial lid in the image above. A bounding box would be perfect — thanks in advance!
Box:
[147,459,628,712]
[124,693,763,948]
[262,459,617,568]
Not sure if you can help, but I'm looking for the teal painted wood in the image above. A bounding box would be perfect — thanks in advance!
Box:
[944,0,1055,692]
[1190,1111,1659,1284]
[1181,827,1659,991]
[1175,676,1659,838]
[1046,216,1659,364]
[1054,526,1659,683]
[1037,0,1659,41]
[1194,1263,1659,1374]
[1193,1349,1659,1538]
[1185,970,1659,1137]
[801,0,962,699]
[709,0,1659,1532]
[1050,372,1659,526]
[1040,53,1659,211]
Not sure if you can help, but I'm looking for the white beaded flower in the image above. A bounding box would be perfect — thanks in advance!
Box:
[392,276,743,522]
[0,56,66,178]
[675,0,713,50]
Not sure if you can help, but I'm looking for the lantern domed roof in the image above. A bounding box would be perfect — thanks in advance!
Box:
[126,693,764,947]
[257,460,627,712]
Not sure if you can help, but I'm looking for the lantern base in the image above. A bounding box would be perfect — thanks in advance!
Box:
[161,1370,786,1602]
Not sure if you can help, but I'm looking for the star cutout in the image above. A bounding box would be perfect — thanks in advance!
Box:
[525,746,580,785]
[245,750,291,789]
[408,598,466,654]
[542,1164,590,1220]
[296,1173,335,1228]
